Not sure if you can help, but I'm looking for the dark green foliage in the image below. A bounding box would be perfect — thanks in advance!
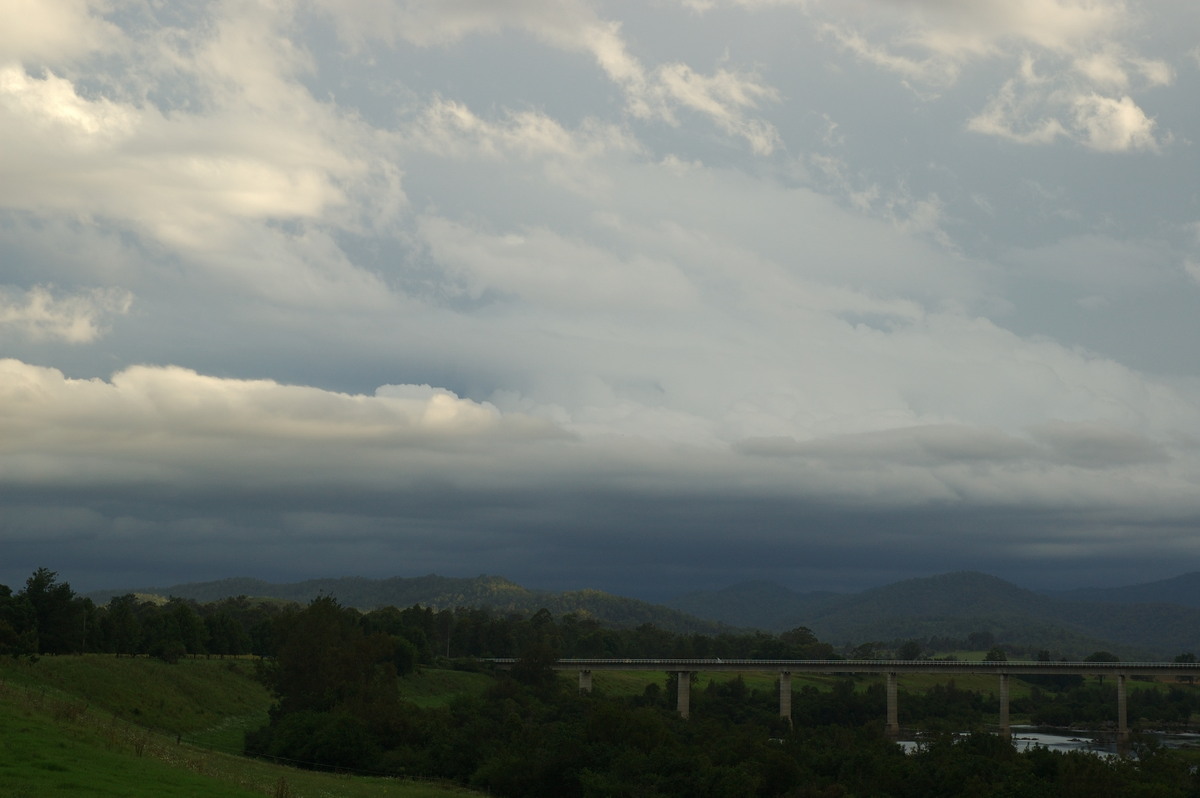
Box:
[19,567,92,654]
[205,609,253,656]
[0,569,294,660]
[245,710,379,771]
[143,597,208,658]
[103,594,141,656]
[1016,682,1200,728]
[257,595,412,715]
[245,595,424,770]
[150,638,187,664]
[794,680,880,728]
[902,680,991,728]
[0,582,38,655]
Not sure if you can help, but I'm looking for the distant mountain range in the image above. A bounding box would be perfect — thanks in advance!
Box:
[665,571,1200,659]
[1046,572,1200,608]
[90,570,1200,659]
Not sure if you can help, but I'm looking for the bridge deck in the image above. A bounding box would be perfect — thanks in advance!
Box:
[488,658,1200,677]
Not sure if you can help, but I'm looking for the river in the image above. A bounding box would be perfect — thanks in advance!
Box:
[900,726,1200,757]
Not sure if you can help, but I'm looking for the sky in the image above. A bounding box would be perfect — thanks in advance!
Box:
[3,0,1200,600]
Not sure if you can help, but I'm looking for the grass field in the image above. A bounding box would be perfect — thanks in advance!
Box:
[397,668,494,708]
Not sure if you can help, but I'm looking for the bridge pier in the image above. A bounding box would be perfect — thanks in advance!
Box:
[1117,674,1128,752]
[488,658,1200,742]
[886,673,899,738]
[998,673,1010,739]
[675,671,692,719]
[779,671,792,725]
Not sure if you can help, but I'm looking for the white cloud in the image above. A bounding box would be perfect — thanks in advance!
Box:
[820,23,960,86]
[2,341,1196,515]
[0,65,137,146]
[311,0,649,95]
[1074,51,1134,90]
[891,0,1126,57]
[1074,51,1172,91]
[0,64,367,241]
[1070,92,1159,152]
[0,0,121,63]
[651,62,781,154]
[788,0,1128,60]
[312,0,780,153]
[966,77,1068,145]
[419,216,698,313]
[407,97,639,163]
[967,75,1162,152]
[0,3,407,307]
[0,284,131,343]
[675,0,811,9]
[801,0,1173,151]
[0,359,563,474]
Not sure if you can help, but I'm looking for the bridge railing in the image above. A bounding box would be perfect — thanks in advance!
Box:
[487,657,1200,677]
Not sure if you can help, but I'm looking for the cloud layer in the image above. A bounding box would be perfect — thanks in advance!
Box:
[3,0,1200,596]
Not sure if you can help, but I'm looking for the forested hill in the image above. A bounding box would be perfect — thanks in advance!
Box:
[89,574,732,635]
[665,571,1200,659]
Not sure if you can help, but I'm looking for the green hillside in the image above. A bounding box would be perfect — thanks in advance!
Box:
[0,655,482,797]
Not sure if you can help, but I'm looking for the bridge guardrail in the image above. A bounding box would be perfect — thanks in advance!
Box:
[486,657,1200,676]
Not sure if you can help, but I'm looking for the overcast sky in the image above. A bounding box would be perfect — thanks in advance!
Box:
[3,0,1200,599]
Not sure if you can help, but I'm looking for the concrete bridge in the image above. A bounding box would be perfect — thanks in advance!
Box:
[490,658,1200,746]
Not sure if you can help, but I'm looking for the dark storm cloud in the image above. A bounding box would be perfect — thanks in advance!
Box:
[7,478,1195,600]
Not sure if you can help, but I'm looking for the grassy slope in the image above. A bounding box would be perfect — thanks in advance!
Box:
[0,690,263,798]
[397,668,494,709]
[0,656,482,798]
[0,655,272,755]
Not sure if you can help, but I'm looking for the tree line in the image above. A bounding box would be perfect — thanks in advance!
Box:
[0,568,280,661]
[0,568,836,664]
